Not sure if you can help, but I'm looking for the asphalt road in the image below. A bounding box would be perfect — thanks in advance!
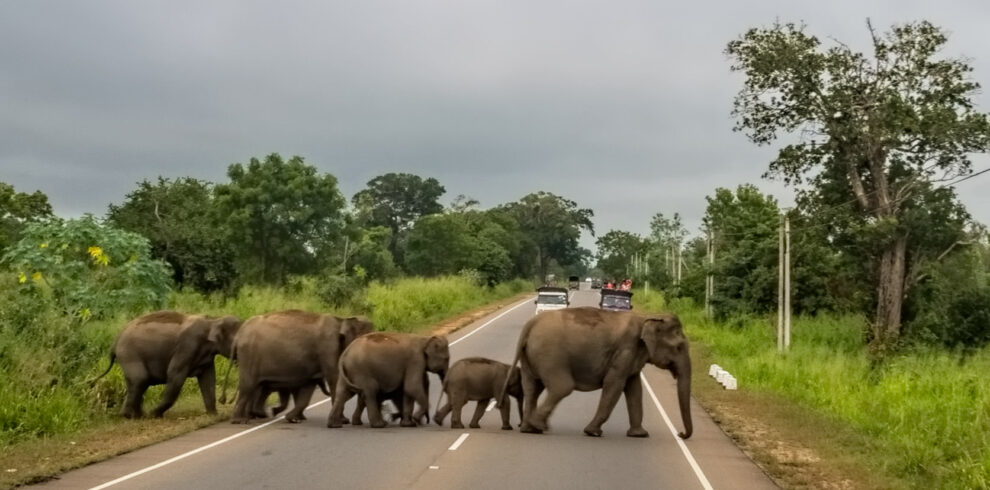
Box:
[36,288,777,490]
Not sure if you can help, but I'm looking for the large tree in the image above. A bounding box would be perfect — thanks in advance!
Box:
[595,230,647,281]
[352,173,445,264]
[214,154,346,284]
[502,191,594,281]
[727,20,990,352]
[107,177,236,293]
[0,182,52,251]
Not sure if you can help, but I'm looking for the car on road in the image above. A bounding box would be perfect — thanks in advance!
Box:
[535,286,569,315]
[599,289,632,311]
[590,278,602,289]
[568,276,580,290]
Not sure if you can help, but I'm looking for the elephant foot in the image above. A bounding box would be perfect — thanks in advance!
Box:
[327,420,343,428]
[297,413,307,421]
[205,409,218,416]
[434,416,443,427]
[286,415,304,424]
[626,427,649,438]
[370,420,388,429]
[231,417,251,425]
[469,423,481,429]
[501,425,513,431]
[583,426,603,437]
[349,418,361,426]
[400,419,417,428]
[519,423,543,434]
[451,421,465,429]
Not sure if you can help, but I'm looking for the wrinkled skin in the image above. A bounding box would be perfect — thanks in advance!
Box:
[231,312,374,424]
[435,357,522,430]
[92,311,242,418]
[328,333,449,428]
[507,307,693,439]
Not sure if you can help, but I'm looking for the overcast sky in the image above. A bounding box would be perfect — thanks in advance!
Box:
[2,1,989,251]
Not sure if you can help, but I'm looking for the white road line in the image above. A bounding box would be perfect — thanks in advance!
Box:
[88,397,334,490]
[485,399,497,412]
[640,372,714,490]
[447,433,470,451]
[92,298,529,489]
[449,296,534,346]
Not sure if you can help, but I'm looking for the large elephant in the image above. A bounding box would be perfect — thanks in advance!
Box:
[435,357,522,430]
[505,307,692,439]
[230,311,373,424]
[328,332,449,429]
[92,311,242,418]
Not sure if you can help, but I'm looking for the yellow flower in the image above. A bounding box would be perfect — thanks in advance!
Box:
[88,246,109,266]
[39,243,48,248]
[78,308,92,321]
[32,272,42,283]
[17,273,26,284]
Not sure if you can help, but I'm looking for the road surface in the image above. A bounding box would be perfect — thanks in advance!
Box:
[36,288,776,490]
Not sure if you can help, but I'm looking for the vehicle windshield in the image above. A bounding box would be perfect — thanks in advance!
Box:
[537,294,568,305]
[601,296,631,309]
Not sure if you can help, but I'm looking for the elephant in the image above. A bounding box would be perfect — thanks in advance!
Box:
[230,311,374,424]
[434,357,522,430]
[504,307,692,439]
[328,332,449,429]
[92,311,242,418]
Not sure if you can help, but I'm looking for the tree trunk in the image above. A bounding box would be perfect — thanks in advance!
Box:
[871,233,907,354]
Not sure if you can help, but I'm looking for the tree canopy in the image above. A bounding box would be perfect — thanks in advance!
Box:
[352,173,446,265]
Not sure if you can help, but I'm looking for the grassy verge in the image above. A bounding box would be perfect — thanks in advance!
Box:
[0,276,532,488]
[635,289,990,490]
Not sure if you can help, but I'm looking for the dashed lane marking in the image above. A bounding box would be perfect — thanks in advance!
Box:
[447,433,470,451]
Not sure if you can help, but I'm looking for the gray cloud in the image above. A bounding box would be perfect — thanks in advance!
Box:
[2,0,988,251]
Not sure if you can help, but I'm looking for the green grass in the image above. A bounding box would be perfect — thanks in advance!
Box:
[635,289,990,489]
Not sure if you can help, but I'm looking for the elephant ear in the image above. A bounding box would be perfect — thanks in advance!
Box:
[425,335,448,354]
[640,317,662,360]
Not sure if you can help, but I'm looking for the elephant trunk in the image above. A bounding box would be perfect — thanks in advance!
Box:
[675,355,693,439]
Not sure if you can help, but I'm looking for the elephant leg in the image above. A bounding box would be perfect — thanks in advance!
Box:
[271,389,291,417]
[349,395,365,425]
[529,377,573,433]
[434,399,451,426]
[403,370,429,426]
[122,375,150,419]
[231,377,257,424]
[583,373,626,437]
[285,384,315,423]
[519,374,545,434]
[498,397,513,430]
[470,398,489,429]
[449,393,467,429]
[153,371,189,418]
[365,387,387,428]
[327,382,355,428]
[250,387,271,418]
[623,375,649,438]
[196,365,218,415]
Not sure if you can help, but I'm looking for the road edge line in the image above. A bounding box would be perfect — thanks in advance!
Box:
[640,371,714,490]
[449,296,534,346]
[88,397,334,490]
[447,433,470,451]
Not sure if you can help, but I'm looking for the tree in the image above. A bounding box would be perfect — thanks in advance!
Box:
[502,192,594,280]
[595,230,647,281]
[214,154,346,284]
[352,173,446,265]
[107,177,236,293]
[727,20,990,352]
[0,182,53,251]
[704,185,780,318]
[404,210,515,285]
[2,215,172,321]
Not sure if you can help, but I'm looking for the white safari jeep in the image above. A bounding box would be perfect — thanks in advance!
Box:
[534,286,569,315]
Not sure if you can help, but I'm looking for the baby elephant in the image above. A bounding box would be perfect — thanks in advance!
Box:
[435,357,522,430]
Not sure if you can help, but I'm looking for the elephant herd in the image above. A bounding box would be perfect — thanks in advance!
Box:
[94,306,693,439]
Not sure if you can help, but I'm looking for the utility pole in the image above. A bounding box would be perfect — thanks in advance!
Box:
[784,210,791,349]
[777,213,784,352]
[676,245,682,285]
[705,229,713,318]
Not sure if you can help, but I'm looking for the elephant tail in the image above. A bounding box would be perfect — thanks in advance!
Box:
[318,379,332,397]
[89,351,117,386]
[497,320,531,409]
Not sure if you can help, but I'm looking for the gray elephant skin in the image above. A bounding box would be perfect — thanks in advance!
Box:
[328,332,449,428]
[435,357,522,430]
[231,311,374,423]
[93,311,242,418]
[506,307,693,438]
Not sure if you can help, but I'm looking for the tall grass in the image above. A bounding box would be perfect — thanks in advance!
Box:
[0,275,530,449]
[637,290,990,488]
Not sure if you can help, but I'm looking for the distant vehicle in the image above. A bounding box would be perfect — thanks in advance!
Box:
[599,289,632,312]
[568,276,580,290]
[535,287,570,315]
[591,278,602,289]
